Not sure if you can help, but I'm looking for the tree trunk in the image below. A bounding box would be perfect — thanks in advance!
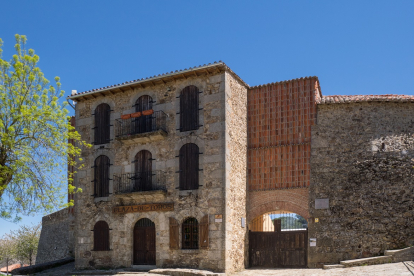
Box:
[0,164,12,198]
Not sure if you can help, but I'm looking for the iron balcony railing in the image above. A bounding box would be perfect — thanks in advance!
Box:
[115,111,167,138]
[113,171,166,194]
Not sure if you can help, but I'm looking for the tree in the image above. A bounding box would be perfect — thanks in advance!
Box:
[0,235,17,275]
[12,223,41,266]
[0,34,89,220]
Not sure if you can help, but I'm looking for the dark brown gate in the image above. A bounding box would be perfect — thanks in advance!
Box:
[133,218,156,265]
[249,217,308,268]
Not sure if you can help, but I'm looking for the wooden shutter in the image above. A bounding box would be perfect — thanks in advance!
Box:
[134,150,152,191]
[94,155,110,197]
[135,96,153,133]
[94,221,109,251]
[94,103,111,145]
[179,143,199,190]
[199,215,209,249]
[169,217,179,249]
[135,95,153,112]
[180,85,199,132]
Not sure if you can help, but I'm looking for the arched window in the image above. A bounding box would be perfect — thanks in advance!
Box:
[134,150,152,191]
[179,85,199,132]
[93,221,110,251]
[182,217,198,249]
[94,155,110,197]
[135,95,153,133]
[179,143,199,190]
[94,103,111,145]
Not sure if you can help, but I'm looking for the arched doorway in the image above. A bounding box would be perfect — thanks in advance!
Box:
[134,150,152,191]
[249,211,308,268]
[133,218,155,265]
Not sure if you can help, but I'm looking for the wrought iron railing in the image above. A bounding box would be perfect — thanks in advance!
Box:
[115,111,167,138]
[113,171,166,194]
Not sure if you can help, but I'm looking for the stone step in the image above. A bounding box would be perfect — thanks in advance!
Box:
[323,264,345,269]
[340,255,393,267]
[149,268,224,276]
[384,249,402,256]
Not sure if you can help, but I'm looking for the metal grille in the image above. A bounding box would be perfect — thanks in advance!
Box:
[94,103,111,145]
[182,217,198,249]
[180,85,199,132]
[93,221,110,251]
[94,155,110,197]
[115,110,167,137]
[249,211,308,232]
[113,171,166,194]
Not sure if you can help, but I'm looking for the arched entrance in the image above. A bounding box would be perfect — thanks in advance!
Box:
[133,218,156,265]
[249,211,308,268]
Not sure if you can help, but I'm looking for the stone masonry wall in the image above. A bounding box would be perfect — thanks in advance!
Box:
[73,71,228,271]
[36,208,75,264]
[224,72,248,273]
[309,102,414,268]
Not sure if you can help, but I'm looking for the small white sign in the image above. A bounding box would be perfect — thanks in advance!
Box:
[215,214,222,223]
[241,217,246,228]
[310,238,316,247]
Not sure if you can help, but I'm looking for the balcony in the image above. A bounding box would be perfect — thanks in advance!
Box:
[115,111,167,144]
[113,171,167,195]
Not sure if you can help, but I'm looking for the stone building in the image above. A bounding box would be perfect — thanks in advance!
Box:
[36,61,414,272]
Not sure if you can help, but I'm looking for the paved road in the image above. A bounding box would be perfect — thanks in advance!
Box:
[232,262,414,276]
[26,261,414,276]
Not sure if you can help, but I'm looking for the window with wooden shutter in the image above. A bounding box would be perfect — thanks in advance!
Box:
[94,103,111,145]
[169,217,179,249]
[135,95,153,133]
[179,85,199,132]
[182,217,198,249]
[199,215,209,249]
[94,155,110,197]
[134,150,152,191]
[93,221,110,251]
[179,143,199,190]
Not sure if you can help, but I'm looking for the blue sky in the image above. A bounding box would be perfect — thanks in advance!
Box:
[1,0,413,235]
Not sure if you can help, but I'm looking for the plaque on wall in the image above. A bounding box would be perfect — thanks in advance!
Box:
[113,203,174,214]
[315,198,329,209]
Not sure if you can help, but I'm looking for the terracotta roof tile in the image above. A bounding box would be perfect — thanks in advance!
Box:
[68,61,249,100]
[249,76,319,89]
[317,94,414,104]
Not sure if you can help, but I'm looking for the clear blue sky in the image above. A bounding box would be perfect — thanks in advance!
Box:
[0,0,413,235]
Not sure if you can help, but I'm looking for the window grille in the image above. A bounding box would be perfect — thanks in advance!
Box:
[182,217,198,249]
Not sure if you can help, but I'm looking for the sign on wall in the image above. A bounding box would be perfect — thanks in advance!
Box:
[315,198,329,209]
[113,203,174,214]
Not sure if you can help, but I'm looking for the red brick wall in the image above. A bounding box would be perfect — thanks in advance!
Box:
[247,77,319,219]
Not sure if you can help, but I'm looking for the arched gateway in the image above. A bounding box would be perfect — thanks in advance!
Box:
[133,218,156,265]
[249,211,308,268]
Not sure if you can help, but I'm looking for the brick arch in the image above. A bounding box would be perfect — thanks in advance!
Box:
[249,200,309,225]
[248,189,310,224]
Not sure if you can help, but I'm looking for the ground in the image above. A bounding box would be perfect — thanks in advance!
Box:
[22,262,414,276]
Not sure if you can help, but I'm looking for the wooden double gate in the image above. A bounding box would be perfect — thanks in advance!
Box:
[249,221,308,268]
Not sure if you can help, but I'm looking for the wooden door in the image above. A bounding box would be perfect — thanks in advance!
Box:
[135,95,153,133]
[249,226,307,268]
[133,218,156,265]
[134,150,152,191]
